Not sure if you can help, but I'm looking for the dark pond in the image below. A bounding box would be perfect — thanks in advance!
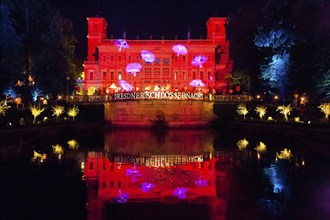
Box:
[1,128,330,220]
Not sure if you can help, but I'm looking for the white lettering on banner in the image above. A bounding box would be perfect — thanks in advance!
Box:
[109,92,210,101]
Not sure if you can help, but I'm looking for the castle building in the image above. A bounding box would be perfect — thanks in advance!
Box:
[83,17,232,94]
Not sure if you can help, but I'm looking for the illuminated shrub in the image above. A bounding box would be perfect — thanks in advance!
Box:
[67,105,79,120]
[318,102,330,121]
[237,104,249,120]
[29,104,46,123]
[237,138,249,150]
[0,101,11,116]
[255,105,267,119]
[276,104,292,121]
[51,105,65,119]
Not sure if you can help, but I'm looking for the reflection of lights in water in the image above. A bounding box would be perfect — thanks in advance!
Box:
[263,164,284,193]
[237,138,249,150]
[114,190,129,203]
[32,150,47,162]
[276,148,292,160]
[195,179,208,187]
[67,139,79,150]
[173,187,188,199]
[141,182,155,192]
[126,168,140,176]
[52,144,64,155]
[255,142,267,153]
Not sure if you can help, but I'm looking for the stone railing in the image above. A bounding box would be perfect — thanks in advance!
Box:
[66,94,252,103]
[213,95,252,102]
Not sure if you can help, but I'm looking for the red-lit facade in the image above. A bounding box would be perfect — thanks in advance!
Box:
[83,17,232,94]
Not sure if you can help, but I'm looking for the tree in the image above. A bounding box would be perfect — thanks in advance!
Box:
[3,0,79,95]
[290,0,330,99]
[254,23,294,100]
[228,1,264,94]
[0,3,21,92]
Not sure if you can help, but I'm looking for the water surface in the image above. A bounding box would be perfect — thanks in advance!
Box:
[1,128,330,220]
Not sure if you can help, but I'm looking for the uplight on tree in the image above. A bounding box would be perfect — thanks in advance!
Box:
[51,105,65,119]
[276,104,292,121]
[255,105,267,119]
[0,101,10,116]
[237,104,249,120]
[29,104,46,123]
[318,102,330,121]
[67,105,79,120]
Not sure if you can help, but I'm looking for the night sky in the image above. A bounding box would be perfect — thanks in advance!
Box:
[52,0,252,60]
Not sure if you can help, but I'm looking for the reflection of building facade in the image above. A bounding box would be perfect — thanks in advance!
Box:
[83,17,232,94]
[83,152,228,220]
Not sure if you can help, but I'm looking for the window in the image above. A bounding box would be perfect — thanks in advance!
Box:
[118,55,121,62]
[154,68,160,79]
[103,162,106,171]
[163,58,170,65]
[118,72,122,80]
[89,162,94,170]
[200,71,204,80]
[110,56,113,62]
[174,72,177,80]
[118,181,122,188]
[193,71,196,79]
[110,181,114,188]
[145,67,152,79]
[103,71,107,80]
[102,55,106,62]
[89,71,94,80]
[163,67,170,79]
[183,71,186,80]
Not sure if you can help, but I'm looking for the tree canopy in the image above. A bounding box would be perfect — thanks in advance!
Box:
[0,0,80,98]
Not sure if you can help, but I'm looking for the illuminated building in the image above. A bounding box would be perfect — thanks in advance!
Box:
[83,17,232,94]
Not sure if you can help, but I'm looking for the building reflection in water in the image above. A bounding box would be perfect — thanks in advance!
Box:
[83,130,229,220]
